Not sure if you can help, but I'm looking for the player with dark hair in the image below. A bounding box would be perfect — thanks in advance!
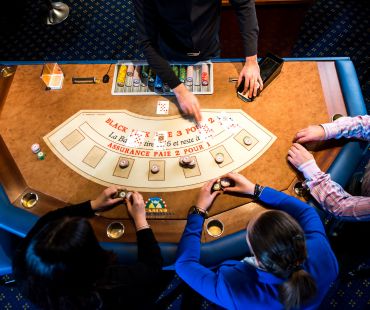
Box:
[176,173,338,309]
[133,0,263,123]
[247,210,316,309]
[12,187,163,310]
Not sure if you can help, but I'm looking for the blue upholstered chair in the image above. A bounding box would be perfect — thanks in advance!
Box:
[0,185,38,276]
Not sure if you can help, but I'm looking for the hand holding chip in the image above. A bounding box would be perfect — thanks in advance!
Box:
[90,186,124,211]
[173,83,202,123]
[237,55,263,98]
[294,125,326,143]
[196,179,221,211]
[222,172,255,196]
[125,192,149,230]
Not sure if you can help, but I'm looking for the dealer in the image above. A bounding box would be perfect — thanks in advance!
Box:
[133,0,263,122]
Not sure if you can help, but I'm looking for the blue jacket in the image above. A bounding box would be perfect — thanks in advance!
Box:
[175,187,339,309]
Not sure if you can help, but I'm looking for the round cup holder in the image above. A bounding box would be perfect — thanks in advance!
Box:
[21,192,39,209]
[293,181,309,198]
[206,219,224,238]
[106,222,125,239]
[331,113,343,122]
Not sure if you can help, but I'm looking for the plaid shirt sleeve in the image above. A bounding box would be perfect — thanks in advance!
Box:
[321,115,370,140]
[304,169,370,221]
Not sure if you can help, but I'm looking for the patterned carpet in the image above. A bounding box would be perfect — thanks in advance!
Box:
[0,0,369,309]
[292,0,370,113]
[0,0,143,61]
[0,275,37,309]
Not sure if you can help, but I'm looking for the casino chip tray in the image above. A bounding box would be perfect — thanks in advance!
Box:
[111,61,214,96]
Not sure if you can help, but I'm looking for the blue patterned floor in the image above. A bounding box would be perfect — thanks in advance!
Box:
[0,0,143,61]
[0,275,38,309]
[292,0,370,113]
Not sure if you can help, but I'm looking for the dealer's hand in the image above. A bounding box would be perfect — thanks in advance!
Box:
[173,83,202,123]
[196,179,221,211]
[90,186,123,211]
[222,172,255,195]
[288,143,315,168]
[237,55,263,98]
[126,192,149,230]
[294,125,326,143]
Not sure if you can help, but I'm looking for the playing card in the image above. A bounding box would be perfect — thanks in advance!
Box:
[196,121,215,141]
[216,112,240,133]
[125,130,145,148]
[156,100,169,115]
[153,131,168,150]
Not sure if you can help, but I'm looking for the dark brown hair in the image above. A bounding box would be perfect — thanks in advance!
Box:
[248,210,317,310]
[13,217,113,309]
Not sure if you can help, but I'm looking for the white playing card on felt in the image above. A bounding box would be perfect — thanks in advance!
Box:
[156,100,169,115]
[196,121,215,141]
[153,131,168,150]
[216,112,240,133]
[125,130,145,147]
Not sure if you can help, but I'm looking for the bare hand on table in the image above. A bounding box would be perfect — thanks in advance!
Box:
[173,83,202,123]
[294,125,326,143]
[237,55,263,98]
[287,143,315,168]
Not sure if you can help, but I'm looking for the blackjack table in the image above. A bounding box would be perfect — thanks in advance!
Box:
[0,57,367,270]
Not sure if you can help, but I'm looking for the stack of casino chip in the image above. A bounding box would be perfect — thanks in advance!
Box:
[186,66,193,87]
[125,65,134,87]
[154,75,163,92]
[31,143,45,160]
[114,190,133,202]
[119,159,129,169]
[151,164,160,174]
[147,69,155,86]
[179,156,196,168]
[214,153,224,164]
[193,66,201,86]
[116,65,127,87]
[212,178,234,192]
[172,65,179,77]
[133,66,141,87]
[179,66,186,83]
[201,64,209,86]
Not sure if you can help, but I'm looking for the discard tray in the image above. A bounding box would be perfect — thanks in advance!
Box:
[111,61,214,96]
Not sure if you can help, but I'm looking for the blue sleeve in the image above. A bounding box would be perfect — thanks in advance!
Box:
[259,187,326,236]
[175,214,234,309]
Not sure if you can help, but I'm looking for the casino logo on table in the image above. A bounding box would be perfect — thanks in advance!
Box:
[145,197,168,213]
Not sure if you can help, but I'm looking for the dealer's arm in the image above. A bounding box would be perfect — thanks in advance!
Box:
[232,0,263,98]
[133,0,202,123]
